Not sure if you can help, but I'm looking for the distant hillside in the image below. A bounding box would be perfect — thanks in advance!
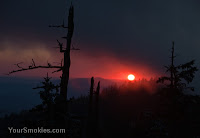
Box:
[0,76,124,116]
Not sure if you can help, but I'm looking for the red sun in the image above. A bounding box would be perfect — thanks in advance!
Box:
[128,74,135,81]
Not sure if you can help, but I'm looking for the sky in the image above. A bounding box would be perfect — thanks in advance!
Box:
[1,0,200,80]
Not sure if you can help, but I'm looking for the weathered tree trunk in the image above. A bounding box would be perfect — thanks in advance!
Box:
[94,81,100,137]
[89,77,94,114]
[60,5,74,101]
[170,41,175,88]
[87,77,94,137]
[95,81,100,123]
[87,77,100,138]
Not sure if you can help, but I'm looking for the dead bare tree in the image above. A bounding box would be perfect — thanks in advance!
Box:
[87,77,100,137]
[7,4,78,104]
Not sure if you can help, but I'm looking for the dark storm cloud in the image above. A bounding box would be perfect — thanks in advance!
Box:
[0,0,68,49]
[74,0,200,68]
[1,0,200,67]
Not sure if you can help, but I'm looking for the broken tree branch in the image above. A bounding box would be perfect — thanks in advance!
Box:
[14,62,24,69]
[32,59,36,67]
[52,68,62,73]
[49,20,68,29]
[8,65,62,75]
[56,39,65,52]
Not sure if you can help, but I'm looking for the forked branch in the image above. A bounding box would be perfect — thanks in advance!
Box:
[7,59,63,75]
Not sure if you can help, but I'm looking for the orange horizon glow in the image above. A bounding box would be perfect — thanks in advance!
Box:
[0,44,159,80]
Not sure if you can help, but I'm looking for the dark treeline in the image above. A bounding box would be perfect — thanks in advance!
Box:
[1,77,200,137]
[98,80,200,137]
[102,78,160,97]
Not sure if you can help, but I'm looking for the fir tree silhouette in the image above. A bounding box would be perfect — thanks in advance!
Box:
[33,73,59,110]
[157,41,198,92]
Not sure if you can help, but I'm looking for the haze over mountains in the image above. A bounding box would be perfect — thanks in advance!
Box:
[0,73,199,117]
[0,76,124,116]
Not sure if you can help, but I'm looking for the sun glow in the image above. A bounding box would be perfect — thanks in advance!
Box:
[128,74,135,81]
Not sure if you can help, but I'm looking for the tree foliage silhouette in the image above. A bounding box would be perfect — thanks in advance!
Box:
[157,41,198,92]
[33,73,59,109]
